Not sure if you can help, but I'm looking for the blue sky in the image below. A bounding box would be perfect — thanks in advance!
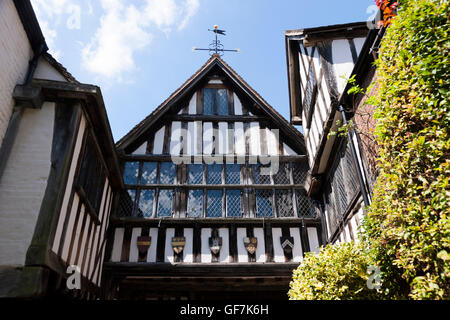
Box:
[31,0,376,141]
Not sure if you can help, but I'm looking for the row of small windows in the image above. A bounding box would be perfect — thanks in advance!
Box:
[119,187,315,219]
[123,161,308,186]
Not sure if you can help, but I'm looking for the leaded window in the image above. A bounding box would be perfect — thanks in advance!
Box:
[159,162,175,184]
[207,164,222,184]
[119,160,312,220]
[272,163,291,184]
[226,189,242,217]
[187,189,203,217]
[188,164,203,184]
[206,189,223,217]
[275,189,294,217]
[203,88,228,115]
[256,189,274,217]
[253,164,271,184]
[157,189,173,217]
[141,162,158,184]
[123,161,139,184]
[225,164,240,184]
[138,189,155,218]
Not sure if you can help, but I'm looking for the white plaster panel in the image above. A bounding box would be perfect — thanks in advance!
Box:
[200,228,212,263]
[129,228,142,262]
[0,102,54,265]
[164,228,175,263]
[236,228,248,263]
[332,39,355,93]
[233,93,243,115]
[272,228,284,263]
[188,92,197,114]
[152,126,165,154]
[289,227,303,262]
[218,228,230,263]
[183,228,194,263]
[307,227,320,253]
[147,228,158,262]
[254,228,266,263]
[111,228,124,262]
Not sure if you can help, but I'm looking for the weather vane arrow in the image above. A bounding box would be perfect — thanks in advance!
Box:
[193,25,240,56]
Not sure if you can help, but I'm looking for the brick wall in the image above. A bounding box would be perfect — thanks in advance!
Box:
[0,0,33,145]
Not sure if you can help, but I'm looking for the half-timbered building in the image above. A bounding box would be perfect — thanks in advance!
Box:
[105,54,323,300]
[0,0,122,298]
[285,22,381,244]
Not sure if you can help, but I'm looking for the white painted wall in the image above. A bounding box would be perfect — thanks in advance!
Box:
[0,102,55,265]
[33,57,67,82]
[332,39,355,94]
[0,0,33,145]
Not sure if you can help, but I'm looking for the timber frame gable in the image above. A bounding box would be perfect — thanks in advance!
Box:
[116,54,306,156]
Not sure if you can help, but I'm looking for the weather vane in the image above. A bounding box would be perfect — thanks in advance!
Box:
[193,25,240,56]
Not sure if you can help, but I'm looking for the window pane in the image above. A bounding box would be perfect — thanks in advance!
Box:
[272,162,290,184]
[256,189,274,217]
[292,161,308,185]
[225,164,240,184]
[216,89,228,115]
[226,190,242,217]
[296,189,315,217]
[141,162,158,184]
[203,88,214,115]
[187,189,203,217]
[138,189,154,218]
[159,162,175,184]
[207,164,222,184]
[157,189,173,217]
[124,162,139,184]
[188,164,203,184]
[253,164,271,184]
[276,189,294,217]
[206,190,223,217]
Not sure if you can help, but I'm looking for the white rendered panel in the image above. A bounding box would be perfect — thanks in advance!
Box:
[152,126,165,154]
[61,194,80,261]
[203,122,213,155]
[170,121,182,155]
[237,228,248,263]
[307,227,320,253]
[218,122,228,154]
[283,143,297,156]
[249,122,261,156]
[52,117,86,253]
[234,122,245,155]
[187,122,195,155]
[272,228,284,263]
[87,181,109,277]
[354,37,365,56]
[254,228,266,263]
[266,128,279,155]
[94,190,112,285]
[290,227,303,262]
[316,89,327,124]
[233,93,243,115]
[298,51,308,94]
[312,47,321,76]
[201,228,212,263]
[164,228,175,263]
[321,76,332,112]
[78,215,91,275]
[69,205,85,265]
[132,142,147,155]
[82,219,96,277]
[313,111,322,142]
[350,215,359,242]
[111,228,124,262]
[183,228,194,263]
[188,92,197,114]
[147,228,158,262]
[129,228,142,262]
[332,39,355,93]
[218,228,230,263]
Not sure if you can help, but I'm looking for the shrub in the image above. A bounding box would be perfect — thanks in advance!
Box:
[288,242,380,300]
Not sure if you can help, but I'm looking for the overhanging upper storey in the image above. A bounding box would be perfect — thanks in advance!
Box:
[285,22,369,126]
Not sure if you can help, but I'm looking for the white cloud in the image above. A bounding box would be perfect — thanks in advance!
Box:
[30,0,82,59]
[81,0,200,81]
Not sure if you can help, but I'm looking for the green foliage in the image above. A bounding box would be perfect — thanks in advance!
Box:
[289,0,449,300]
[364,0,450,299]
[288,242,379,300]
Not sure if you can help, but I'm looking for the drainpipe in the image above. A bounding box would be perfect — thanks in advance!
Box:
[0,44,47,182]
[337,105,371,207]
